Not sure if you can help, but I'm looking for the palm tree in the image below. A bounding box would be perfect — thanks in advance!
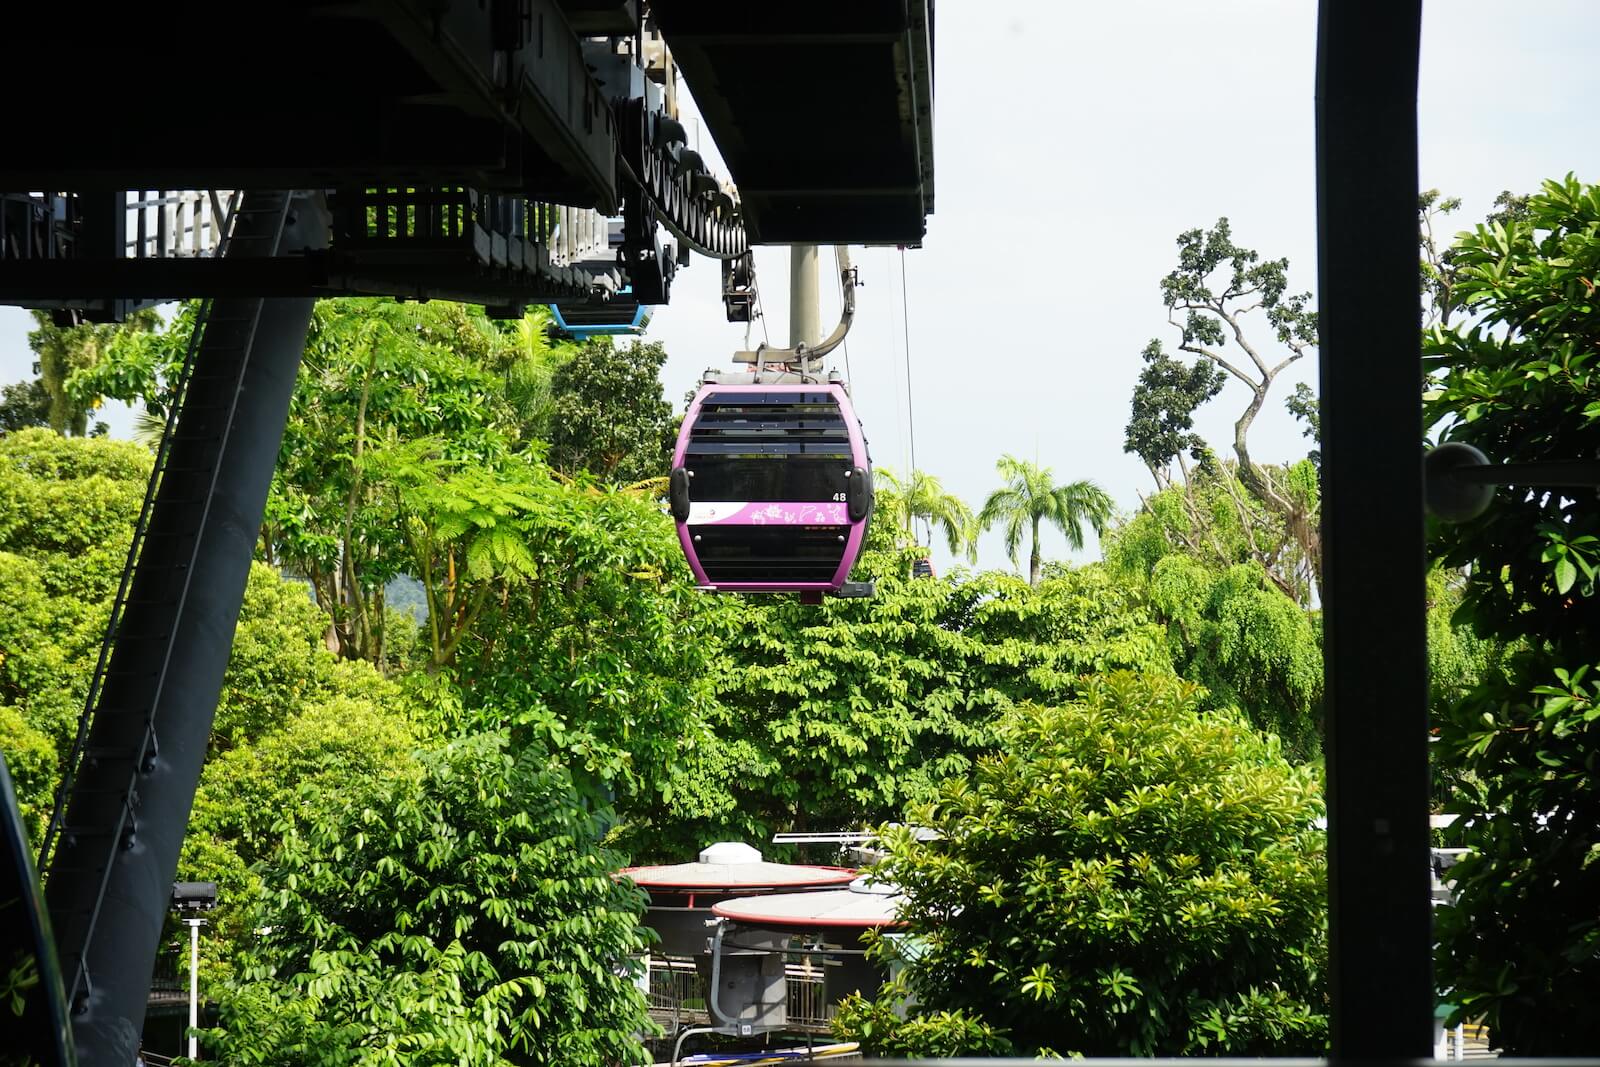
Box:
[874,466,977,561]
[976,455,1114,584]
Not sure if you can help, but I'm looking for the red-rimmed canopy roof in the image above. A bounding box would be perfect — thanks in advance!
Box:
[617,842,857,892]
[712,882,905,930]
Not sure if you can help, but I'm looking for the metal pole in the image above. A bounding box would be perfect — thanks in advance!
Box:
[789,244,821,348]
[187,918,200,1060]
[1314,2,1432,1057]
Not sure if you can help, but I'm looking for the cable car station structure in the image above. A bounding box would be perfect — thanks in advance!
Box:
[0,3,1574,1066]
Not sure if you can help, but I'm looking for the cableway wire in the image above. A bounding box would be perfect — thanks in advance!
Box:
[834,245,854,387]
[899,246,918,480]
[754,251,771,348]
[884,248,908,479]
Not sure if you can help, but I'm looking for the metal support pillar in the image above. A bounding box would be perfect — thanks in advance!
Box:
[46,192,329,1067]
[1314,2,1432,1057]
[789,244,821,348]
[77,192,130,323]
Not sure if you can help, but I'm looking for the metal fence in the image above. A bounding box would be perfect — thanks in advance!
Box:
[643,955,836,1036]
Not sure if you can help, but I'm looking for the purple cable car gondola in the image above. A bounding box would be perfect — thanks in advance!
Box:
[669,382,873,598]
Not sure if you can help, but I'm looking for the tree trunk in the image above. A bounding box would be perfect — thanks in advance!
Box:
[1233,380,1323,593]
[1029,516,1041,586]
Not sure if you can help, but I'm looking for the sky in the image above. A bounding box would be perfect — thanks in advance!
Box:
[3,1,1597,577]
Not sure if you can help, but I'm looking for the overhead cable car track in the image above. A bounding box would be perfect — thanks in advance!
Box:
[898,247,920,483]
[615,96,749,264]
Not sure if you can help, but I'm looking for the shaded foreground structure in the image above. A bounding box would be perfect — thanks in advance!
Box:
[0,5,933,1064]
[0,1,1592,1065]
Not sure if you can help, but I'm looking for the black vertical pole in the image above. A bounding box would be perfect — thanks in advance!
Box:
[1315,2,1433,1058]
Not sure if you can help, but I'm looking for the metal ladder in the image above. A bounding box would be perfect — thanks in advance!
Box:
[38,191,294,1011]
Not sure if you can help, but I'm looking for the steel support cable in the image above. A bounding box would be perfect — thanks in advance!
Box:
[835,246,856,386]
[899,247,919,479]
[754,256,771,347]
[884,248,908,483]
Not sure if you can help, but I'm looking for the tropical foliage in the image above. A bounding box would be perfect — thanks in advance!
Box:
[545,337,676,484]
[26,309,162,436]
[872,466,976,559]
[836,672,1328,1057]
[1426,175,1600,1055]
[0,294,1341,1061]
[976,454,1113,584]
[1124,219,1321,594]
[1110,458,1320,607]
[1144,556,1322,759]
[0,430,153,835]
[264,300,561,665]
[17,173,1591,1060]
[631,542,1172,859]
[0,378,50,434]
[202,734,654,1067]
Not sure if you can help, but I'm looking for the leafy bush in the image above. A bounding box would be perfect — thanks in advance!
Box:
[1426,175,1600,1054]
[205,733,655,1066]
[631,556,1173,860]
[838,672,1327,1057]
[1147,556,1323,758]
[0,430,150,772]
[0,705,55,841]
[833,986,1015,1057]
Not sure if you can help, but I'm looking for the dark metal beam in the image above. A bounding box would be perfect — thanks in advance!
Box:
[0,258,594,306]
[1314,1,1432,1057]
[379,0,620,210]
[652,0,934,245]
[0,4,617,208]
[0,258,334,299]
[46,193,329,1067]
[0,109,517,190]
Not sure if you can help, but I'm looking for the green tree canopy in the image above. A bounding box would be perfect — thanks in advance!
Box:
[27,308,160,436]
[629,552,1172,860]
[1146,556,1322,759]
[1425,174,1600,1054]
[1107,459,1319,606]
[0,378,50,434]
[977,455,1113,585]
[1125,219,1322,590]
[0,430,153,832]
[546,337,675,485]
[872,466,976,560]
[203,733,654,1067]
[839,672,1327,1058]
[266,299,550,665]
[1123,338,1224,477]
[441,453,726,809]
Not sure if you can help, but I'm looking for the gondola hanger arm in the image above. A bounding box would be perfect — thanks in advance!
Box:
[736,246,859,377]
